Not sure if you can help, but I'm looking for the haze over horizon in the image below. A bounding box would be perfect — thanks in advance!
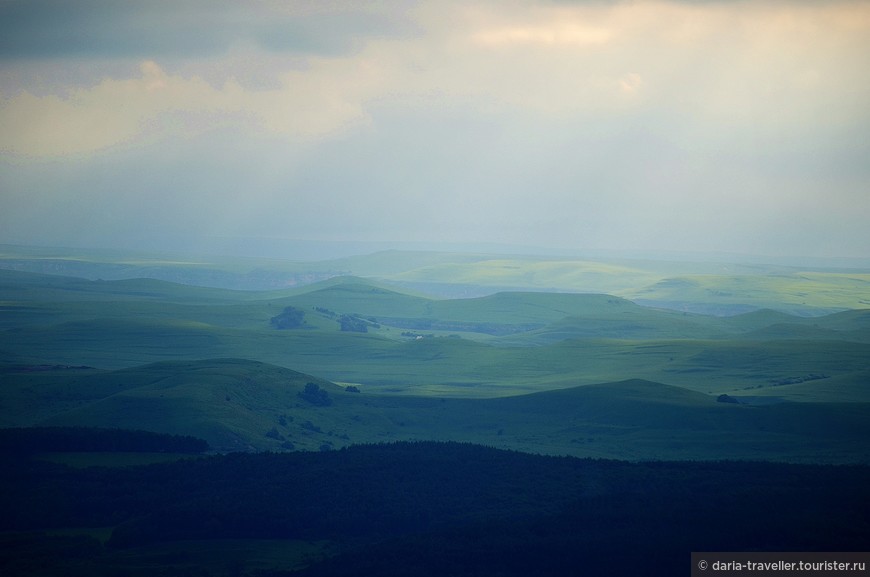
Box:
[2,0,869,261]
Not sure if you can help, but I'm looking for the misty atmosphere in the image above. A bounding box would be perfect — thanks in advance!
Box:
[1,1,869,576]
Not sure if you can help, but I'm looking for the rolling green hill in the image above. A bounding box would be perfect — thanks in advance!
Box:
[631,271,870,315]
[4,244,870,314]
[2,358,868,462]
[1,269,868,401]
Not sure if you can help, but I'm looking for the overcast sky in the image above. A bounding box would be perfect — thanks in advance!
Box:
[1,0,869,260]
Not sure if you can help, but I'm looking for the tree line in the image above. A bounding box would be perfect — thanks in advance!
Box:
[1,439,868,576]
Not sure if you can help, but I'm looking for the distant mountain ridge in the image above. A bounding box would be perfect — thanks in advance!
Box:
[2,244,869,314]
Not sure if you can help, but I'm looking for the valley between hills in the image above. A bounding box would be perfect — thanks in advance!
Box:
[2,246,868,462]
[2,246,870,576]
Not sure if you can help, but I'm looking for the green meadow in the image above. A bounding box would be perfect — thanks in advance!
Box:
[3,357,868,461]
[1,245,868,462]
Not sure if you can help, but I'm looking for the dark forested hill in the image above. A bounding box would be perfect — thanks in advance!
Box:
[1,441,868,577]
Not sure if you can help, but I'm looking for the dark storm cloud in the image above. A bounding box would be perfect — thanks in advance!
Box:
[0,0,403,60]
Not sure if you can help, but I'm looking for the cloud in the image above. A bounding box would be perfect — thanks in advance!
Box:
[0,0,406,60]
[1,0,869,258]
[0,57,382,156]
[0,0,228,59]
[5,0,868,155]
[472,22,613,46]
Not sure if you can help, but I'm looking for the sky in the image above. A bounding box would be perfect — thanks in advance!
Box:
[1,0,869,260]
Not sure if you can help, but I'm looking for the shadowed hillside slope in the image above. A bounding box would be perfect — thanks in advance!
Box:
[3,359,868,462]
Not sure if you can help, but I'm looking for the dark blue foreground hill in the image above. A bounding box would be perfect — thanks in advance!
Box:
[1,441,868,577]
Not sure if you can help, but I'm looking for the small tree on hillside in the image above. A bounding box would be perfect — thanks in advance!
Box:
[338,315,368,333]
[299,382,332,406]
[271,306,305,329]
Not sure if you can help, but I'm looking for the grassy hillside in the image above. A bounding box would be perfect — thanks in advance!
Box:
[4,244,869,314]
[369,254,870,314]
[2,359,341,452]
[2,269,868,401]
[3,358,868,462]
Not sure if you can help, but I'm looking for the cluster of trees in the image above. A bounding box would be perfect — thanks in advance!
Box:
[298,382,332,406]
[2,440,868,576]
[770,373,829,386]
[278,304,379,333]
[338,314,379,333]
[294,305,382,333]
[270,306,306,329]
[313,306,336,318]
